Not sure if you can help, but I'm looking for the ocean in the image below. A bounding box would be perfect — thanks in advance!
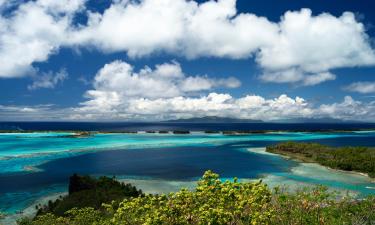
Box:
[0,122,375,221]
[1,121,375,132]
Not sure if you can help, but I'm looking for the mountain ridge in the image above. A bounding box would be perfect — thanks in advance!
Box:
[164,116,263,123]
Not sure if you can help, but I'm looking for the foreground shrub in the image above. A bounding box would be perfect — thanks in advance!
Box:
[271,186,375,224]
[109,170,272,224]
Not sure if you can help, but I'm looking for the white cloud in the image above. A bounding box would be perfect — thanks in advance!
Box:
[319,96,375,120]
[0,0,85,78]
[0,104,72,121]
[58,60,372,121]
[1,93,375,122]
[71,60,240,120]
[344,81,375,94]
[0,105,39,113]
[257,8,375,85]
[180,76,241,92]
[73,59,314,120]
[28,69,68,90]
[71,91,375,121]
[260,69,305,84]
[257,9,375,72]
[73,91,375,121]
[1,0,374,86]
[72,91,316,121]
[69,0,278,58]
[71,3,375,85]
[259,69,336,86]
[302,72,336,86]
[90,60,240,99]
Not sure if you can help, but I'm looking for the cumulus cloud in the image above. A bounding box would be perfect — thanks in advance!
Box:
[71,2,375,85]
[319,96,375,120]
[55,60,372,121]
[257,8,375,85]
[71,60,240,119]
[69,59,374,121]
[70,92,375,121]
[0,0,85,77]
[344,81,375,94]
[68,60,313,120]
[28,69,68,90]
[1,93,375,122]
[68,0,278,58]
[90,60,240,99]
[1,0,374,86]
[70,91,315,121]
[257,9,375,71]
[123,93,313,121]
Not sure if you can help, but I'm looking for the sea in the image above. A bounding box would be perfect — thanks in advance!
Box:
[0,122,375,223]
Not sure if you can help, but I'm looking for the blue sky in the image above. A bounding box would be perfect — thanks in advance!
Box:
[0,0,375,121]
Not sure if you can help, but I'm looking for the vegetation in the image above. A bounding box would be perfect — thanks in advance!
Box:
[18,171,375,225]
[267,142,375,178]
[34,174,143,217]
[172,130,191,134]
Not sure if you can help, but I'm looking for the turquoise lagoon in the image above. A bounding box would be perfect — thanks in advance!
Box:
[0,131,375,220]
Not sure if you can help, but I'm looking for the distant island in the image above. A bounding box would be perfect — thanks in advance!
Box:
[266,142,375,178]
[165,116,263,123]
[271,117,364,123]
[165,116,366,124]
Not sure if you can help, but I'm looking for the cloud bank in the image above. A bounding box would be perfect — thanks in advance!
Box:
[2,93,375,122]
[60,61,375,121]
[1,0,374,86]
[1,60,374,121]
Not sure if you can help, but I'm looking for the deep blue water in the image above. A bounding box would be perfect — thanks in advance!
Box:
[0,145,294,194]
[2,121,375,131]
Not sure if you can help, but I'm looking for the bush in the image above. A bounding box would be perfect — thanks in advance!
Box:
[36,174,142,216]
[109,170,272,224]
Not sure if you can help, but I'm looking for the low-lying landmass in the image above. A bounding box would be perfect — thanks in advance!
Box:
[17,171,375,225]
[266,142,375,178]
[172,130,191,134]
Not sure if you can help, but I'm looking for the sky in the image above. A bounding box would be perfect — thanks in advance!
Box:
[0,0,375,122]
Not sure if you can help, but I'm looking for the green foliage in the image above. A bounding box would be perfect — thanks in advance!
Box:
[36,174,143,216]
[267,141,375,177]
[271,186,375,225]
[18,208,108,225]
[19,171,375,225]
[110,170,272,224]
